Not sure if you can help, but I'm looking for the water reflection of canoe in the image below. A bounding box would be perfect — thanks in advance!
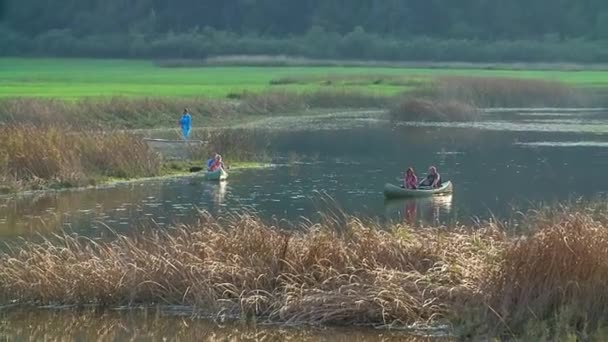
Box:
[384,194,454,214]
[384,181,453,199]
[205,169,228,181]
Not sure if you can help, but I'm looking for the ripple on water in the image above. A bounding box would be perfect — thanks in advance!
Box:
[398,120,608,134]
[517,141,608,148]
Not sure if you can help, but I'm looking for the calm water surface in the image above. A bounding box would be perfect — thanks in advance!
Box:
[0,309,445,341]
[1,110,607,238]
[0,110,607,340]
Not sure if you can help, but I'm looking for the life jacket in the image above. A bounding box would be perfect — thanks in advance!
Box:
[210,160,222,171]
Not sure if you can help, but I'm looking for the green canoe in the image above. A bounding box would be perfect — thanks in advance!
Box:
[384,181,453,199]
[205,169,228,181]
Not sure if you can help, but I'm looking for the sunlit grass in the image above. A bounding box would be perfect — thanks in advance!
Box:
[1,201,608,338]
[1,58,607,100]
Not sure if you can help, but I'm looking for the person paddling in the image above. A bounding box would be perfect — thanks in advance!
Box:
[179,108,192,140]
[209,154,225,172]
[206,153,218,171]
[420,166,442,188]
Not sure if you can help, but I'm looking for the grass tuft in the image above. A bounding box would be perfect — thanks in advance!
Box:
[0,125,162,190]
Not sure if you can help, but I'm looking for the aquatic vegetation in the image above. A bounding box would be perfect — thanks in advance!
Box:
[430,76,586,108]
[0,91,387,129]
[390,77,592,122]
[389,98,479,122]
[0,125,162,190]
[1,203,607,338]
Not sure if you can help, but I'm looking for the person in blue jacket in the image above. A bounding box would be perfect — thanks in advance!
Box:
[179,108,192,139]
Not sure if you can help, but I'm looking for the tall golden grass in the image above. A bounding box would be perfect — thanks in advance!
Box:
[390,76,588,122]
[0,203,607,337]
[390,98,479,122]
[432,76,585,108]
[0,125,162,190]
[0,91,389,129]
[0,97,236,128]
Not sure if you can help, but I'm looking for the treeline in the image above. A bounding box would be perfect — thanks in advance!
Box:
[2,0,608,62]
[5,0,608,40]
[2,27,608,63]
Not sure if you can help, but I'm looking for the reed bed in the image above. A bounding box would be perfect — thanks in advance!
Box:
[389,98,479,122]
[2,203,608,337]
[431,76,586,108]
[390,76,589,122]
[0,97,237,128]
[0,125,162,190]
[0,91,389,129]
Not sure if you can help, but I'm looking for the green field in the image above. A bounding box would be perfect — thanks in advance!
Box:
[2,58,608,99]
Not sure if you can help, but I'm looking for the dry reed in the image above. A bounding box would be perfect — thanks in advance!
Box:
[0,97,237,128]
[1,203,608,337]
[0,91,389,129]
[0,125,162,190]
[430,76,585,108]
[0,212,502,327]
[389,98,479,122]
[389,76,588,122]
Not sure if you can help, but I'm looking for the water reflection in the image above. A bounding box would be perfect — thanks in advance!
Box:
[1,109,608,238]
[385,195,454,225]
[0,310,446,342]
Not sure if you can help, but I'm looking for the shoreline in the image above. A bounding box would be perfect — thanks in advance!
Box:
[0,161,272,199]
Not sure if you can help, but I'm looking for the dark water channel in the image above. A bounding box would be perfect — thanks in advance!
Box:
[1,110,608,238]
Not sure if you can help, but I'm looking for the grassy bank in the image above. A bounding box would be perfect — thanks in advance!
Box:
[2,58,608,126]
[0,125,162,192]
[1,202,608,339]
[0,91,387,128]
[1,79,602,127]
[0,125,268,193]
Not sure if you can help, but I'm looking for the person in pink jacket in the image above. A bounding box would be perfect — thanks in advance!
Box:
[403,167,418,189]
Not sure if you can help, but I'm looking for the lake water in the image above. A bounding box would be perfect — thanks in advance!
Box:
[0,309,445,341]
[1,109,607,238]
[1,109,607,340]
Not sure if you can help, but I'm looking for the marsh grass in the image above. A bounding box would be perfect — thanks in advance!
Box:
[0,91,389,128]
[0,125,162,190]
[390,76,590,122]
[0,97,237,128]
[0,203,607,337]
[389,98,479,122]
[187,129,272,163]
[431,76,586,108]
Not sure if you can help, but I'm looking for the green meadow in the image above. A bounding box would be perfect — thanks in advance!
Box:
[2,58,608,99]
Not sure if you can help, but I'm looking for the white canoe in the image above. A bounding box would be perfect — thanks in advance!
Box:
[205,169,228,181]
[384,181,453,199]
